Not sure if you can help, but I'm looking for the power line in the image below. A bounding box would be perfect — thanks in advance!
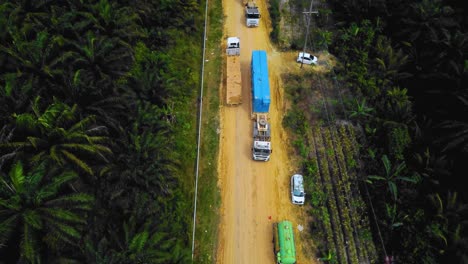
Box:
[320,32,389,262]
[191,0,209,260]
[306,2,388,260]
[300,0,318,69]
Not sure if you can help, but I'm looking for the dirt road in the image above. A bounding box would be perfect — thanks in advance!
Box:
[216,0,319,263]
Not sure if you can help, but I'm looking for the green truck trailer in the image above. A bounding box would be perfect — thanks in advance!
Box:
[273,220,297,264]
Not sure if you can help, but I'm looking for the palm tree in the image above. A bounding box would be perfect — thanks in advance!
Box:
[373,35,410,82]
[101,111,178,211]
[349,98,374,125]
[315,29,333,50]
[0,76,33,125]
[367,154,418,201]
[383,86,413,124]
[84,215,191,264]
[0,97,111,176]
[55,66,130,132]
[0,30,71,91]
[79,0,146,43]
[412,147,450,189]
[428,192,468,261]
[123,43,175,106]
[0,161,94,263]
[384,202,407,230]
[68,31,132,87]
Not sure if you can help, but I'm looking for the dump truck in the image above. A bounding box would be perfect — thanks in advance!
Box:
[244,0,260,27]
[251,50,272,161]
[225,37,242,105]
[273,220,297,264]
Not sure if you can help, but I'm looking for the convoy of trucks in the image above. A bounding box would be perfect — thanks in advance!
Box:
[244,0,260,27]
[225,37,242,105]
[223,7,299,261]
[273,220,297,264]
[251,50,272,161]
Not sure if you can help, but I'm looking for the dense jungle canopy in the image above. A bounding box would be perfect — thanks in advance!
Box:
[1,0,467,263]
[321,0,468,262]
[0,0,201,263]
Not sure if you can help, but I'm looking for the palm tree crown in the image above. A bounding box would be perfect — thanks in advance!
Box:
[0,161,94,263]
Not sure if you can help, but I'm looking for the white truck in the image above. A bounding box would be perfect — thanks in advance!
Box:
[251,50,272,161]
[225,37,242,105]
[244,1,260,27]
[253,113,272,161]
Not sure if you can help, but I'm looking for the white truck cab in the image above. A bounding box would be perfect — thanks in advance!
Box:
[226,37,240,54]
[252,140,271,161]
[291,174,305,205]
[252,115,272,161]
[245,1,260,27]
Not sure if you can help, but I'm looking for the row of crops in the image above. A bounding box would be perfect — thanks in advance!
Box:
[306,123,377,263]
[284,72,377,263]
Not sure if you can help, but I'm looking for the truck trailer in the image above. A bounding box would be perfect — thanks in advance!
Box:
[251,50,272,161]
[244,0,260,27]
[225,37,242,105]
[273,220,297,264]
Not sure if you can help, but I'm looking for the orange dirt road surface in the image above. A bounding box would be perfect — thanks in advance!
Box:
[215,0,320,263]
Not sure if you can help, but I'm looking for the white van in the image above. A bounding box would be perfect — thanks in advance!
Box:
[291,174,305,205]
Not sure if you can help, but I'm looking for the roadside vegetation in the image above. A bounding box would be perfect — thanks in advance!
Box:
[283,71,378,263]
[193,0,224,262]
[0,0,203,263]
[277,0,468,263]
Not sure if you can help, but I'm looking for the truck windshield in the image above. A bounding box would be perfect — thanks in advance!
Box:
[254,148,270,154]
[247,14,260,19]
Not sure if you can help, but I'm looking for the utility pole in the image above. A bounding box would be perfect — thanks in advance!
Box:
[300,0,318,68]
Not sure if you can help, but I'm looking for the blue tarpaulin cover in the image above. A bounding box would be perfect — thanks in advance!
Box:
[251,50,270,113]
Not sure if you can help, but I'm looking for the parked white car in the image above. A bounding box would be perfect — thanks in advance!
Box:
[297,52,317,65]
[291,174,305,205]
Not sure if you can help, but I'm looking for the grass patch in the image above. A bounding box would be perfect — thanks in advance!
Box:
[193,0,224,263]
[268,0,281,43]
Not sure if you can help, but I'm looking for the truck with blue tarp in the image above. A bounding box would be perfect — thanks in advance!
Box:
[273,220,297,264]
[251,50,272,161]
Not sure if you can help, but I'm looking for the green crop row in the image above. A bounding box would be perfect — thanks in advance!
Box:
[314,126,348,264]
[340,125,378,262]
[335,124,378,262]
[322,127,359,263]
[283,77,378,263]
[334,126,374,262]
[305,127,336,258]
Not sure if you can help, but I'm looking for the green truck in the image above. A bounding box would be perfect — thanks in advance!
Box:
[273,220,297,264]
